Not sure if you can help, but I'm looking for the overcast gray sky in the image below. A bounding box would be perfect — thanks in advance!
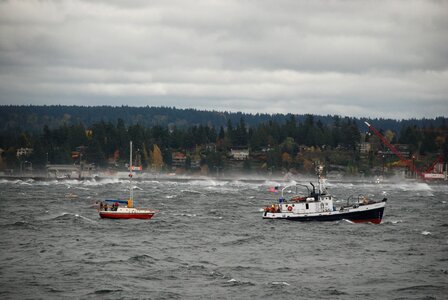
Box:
[0,0,447,119]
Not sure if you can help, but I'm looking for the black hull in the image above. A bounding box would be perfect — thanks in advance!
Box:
[264,206,385,224]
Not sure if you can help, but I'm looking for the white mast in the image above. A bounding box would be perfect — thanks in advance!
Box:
[129,141,133,203]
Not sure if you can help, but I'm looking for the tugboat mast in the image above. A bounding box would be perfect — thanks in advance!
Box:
[316,164,325,195]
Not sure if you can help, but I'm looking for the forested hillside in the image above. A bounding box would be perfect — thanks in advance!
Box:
[1,105,446,133]
[0,105,446,175]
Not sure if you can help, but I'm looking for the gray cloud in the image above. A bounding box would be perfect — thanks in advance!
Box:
[0,0,447,119]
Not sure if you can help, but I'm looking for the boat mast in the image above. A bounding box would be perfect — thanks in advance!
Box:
[316,164,326,195]
[129,141,133,202]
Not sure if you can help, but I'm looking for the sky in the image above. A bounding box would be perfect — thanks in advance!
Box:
[0,0,447,119]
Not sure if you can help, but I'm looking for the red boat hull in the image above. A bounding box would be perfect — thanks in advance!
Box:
[99,212,155,219]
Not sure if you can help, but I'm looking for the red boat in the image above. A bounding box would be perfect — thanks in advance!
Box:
[98,141,156,220]
[99,200,155,219]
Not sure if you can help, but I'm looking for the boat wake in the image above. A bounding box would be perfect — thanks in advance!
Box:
[37,212,98,224]
[389,220,403,224]
[341,219,355,224]
[74,214,98,224]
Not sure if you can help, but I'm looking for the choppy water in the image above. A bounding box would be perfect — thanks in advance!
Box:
[1,176,447,299]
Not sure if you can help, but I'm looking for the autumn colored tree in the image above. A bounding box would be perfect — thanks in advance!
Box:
[152,144,164,171]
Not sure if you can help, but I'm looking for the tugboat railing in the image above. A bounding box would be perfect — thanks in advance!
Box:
[280,183,311,199]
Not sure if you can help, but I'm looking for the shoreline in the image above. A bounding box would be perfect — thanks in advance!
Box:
[0,173,444,184]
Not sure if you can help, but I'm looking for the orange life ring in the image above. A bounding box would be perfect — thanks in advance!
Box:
[287,206,293,211]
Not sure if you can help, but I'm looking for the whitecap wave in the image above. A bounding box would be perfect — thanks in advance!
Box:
[75,214,98,224]
[173,213,197,217]
[391,220,403,224]
[224,278,255,286]
[396,182,432,192]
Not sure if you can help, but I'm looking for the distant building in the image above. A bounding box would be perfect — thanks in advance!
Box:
[359,142,371,154]
[172,152,186,167]
[261,146,273,152]
[16,148,33,158]
[298,145,314,152]
[205,143,216,152]
[230,148,249,160]
[190,158,201,169]
[377,144,411,157]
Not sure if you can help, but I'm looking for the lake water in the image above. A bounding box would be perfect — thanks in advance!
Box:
[1,176,447,299]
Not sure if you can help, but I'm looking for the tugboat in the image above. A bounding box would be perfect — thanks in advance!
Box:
[98,141,156,220]
[263,166,387,224]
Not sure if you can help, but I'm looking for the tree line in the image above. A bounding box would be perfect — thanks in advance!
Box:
[1,105,447,134]
[1,114,446,173]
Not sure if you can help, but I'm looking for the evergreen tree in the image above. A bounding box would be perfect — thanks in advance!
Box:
[234,117,248,146]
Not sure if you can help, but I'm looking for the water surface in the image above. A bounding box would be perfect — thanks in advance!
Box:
[1,177,447,299]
